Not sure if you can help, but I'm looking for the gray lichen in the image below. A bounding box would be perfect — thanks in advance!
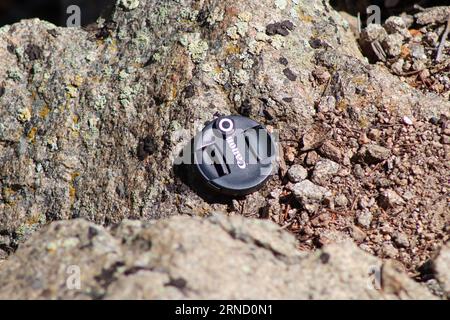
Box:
[120,0,140,11]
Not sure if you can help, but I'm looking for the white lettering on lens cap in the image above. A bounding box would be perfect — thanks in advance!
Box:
[226,136,246,169]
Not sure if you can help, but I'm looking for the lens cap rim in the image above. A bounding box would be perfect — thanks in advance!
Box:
[193,115,276,196]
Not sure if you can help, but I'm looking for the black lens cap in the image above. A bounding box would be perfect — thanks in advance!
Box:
[192,115,276,196]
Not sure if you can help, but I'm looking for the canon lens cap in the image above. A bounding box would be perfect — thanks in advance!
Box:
[192,115,276,196]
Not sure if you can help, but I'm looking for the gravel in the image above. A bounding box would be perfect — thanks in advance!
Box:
[393,231,410,248]
[359,7,450,100]
[319,140,343,163]
[357,210,373,228]
[378,190,405,209]
[292,180,330,204]
[358,144,392,164]
[384,16,410,38]
[311,159,340,185]
[287,164,308,183]
[361,23,388,42]
[382,242,399,259]
[382,34,403,58]
[335,194,348,208]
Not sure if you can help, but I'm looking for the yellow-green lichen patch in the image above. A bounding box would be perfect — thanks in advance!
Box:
[156,6,170,25]
[27,127,37,143]
[232,69,250,85]
[188,39,209,63]
[236,21,249,37]
[17,108,32,123]
[46,136,58,151]
[275,0,288,10]
[72,75,84,87]
[86,51,97,62]
[206,64,230,86]
[226,11,253,40]
[2,187,17,205]
[119,83,141,107]
[15,213,47,242]
[94,94,108,110]
[7,68,22,82]
[69,172,80,205]
[207,7,225,25]
[88,117,99,132]
[45,237,80,253]
[0,24,10,35]
[296,6,314,23]
[270,35,286,50]
[65,85,78,98]
[120,0,139,11]
[179,7,199,24]
[227,26,240,40]
[180,33,209,63]
[225,43,241,55]
[39,105,50,119]
[240,53,255,69]
[132,31,151,50]
[118,70,129,81]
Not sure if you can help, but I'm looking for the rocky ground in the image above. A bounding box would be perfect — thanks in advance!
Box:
[0,0,448,299]
[359,6,450,99]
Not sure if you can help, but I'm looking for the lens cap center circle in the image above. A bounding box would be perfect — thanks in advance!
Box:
[218,118,234,133]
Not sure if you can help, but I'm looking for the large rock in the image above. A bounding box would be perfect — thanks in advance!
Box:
[0,214,437,299]
[0,0,362,244]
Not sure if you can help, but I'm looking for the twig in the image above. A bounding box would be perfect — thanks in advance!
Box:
[371,40,387,62]
[240,200,245,216]
[280,221,293,230]
[413,4,426,12]
[436,14,450,63]
[367,159,387,178]
[390,68,426,77]
[429,60,450,74]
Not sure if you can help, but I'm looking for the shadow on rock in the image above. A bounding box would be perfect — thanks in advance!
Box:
[173,138,237,206]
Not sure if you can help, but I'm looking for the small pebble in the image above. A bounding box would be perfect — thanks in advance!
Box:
[357,210,372,228]
[287,164,308,183]
[402,116,413,125]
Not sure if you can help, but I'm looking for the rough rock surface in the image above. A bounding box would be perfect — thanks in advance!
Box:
[0,0,449,299]
[0,214,438,299]
[433,242,450,298]
[0,0,360,246]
